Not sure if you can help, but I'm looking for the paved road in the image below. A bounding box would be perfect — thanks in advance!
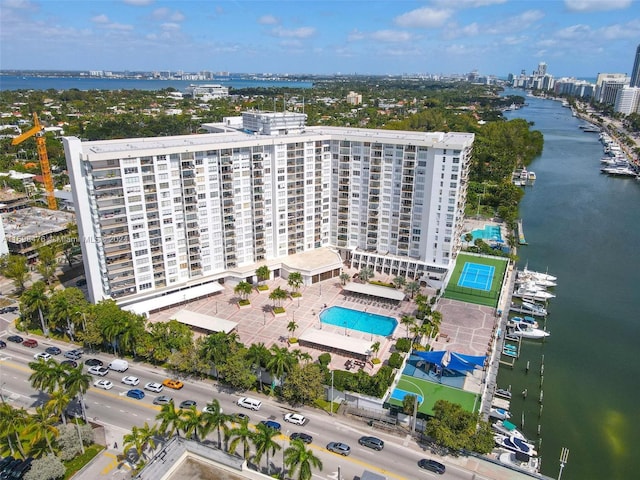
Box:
[1,333,545,480]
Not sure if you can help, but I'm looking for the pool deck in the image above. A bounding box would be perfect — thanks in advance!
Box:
[148,270,422,374]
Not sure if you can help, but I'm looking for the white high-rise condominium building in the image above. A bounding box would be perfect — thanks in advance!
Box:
[63,112,474,313]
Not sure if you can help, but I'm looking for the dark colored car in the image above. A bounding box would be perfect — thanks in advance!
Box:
[61,360,78,368]
[326,442,351,456]
[418,459,446,474]
[358,436,384,451]
[126,389,145,400]
[0,306,19,314]
[22,339,38,348]
[75,278,87,286]
[0,457,15,472]
[8,457,32,479]
[84,358,103,367]
[260,420,281,431]
[0,340,6,349]
[233,413,249,422]
[45,346,61,355]
[290,432,313,444]
[179,400,197,409]
[0,458,21,477]
[7,335,23,343]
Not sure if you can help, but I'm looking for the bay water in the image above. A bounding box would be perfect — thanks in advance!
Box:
[502,93,640,479]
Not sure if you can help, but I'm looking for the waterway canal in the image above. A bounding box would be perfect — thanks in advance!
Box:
[501,92,640,480]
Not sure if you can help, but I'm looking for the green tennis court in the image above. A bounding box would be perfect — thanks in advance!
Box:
[443,253,508,307]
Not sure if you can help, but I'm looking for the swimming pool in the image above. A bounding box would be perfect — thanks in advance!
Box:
[463,224,503,242]
[319,306,398,337]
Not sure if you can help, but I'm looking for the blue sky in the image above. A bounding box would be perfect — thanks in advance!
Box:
[1,0,639,78]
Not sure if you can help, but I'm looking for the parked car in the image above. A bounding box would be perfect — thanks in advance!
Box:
[7,335,23,343]
[126,389,145,400]
[75,278,87,286]
[260,420,281,431]
[0,340,6,349]
[45,346,61,355]
[284,413,308,425]
[122,376,140,386]
[61,360,77,368]
[22,339,38,348]
[0,306,19,314]
[144,382,163,393]
[88,366,109,376]
[153,395,172,405]
[179,400,197,409]
[290,432,313,444]
[233,413,249,422]
[33,352,52,361]
[84,358,103,366]
[358,436,384,451]
[326,442,351,456]
[94,379,113,390]
[418,459,446,474]
[162,379,184,389]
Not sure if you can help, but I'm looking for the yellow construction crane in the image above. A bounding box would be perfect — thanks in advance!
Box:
[11,112,57,209]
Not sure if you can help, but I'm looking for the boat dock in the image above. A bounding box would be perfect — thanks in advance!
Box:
[517,219,527,245]
[509,302,547,317]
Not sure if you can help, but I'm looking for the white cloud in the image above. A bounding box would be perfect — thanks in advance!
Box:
[564,0,632,12]
[394,7,452,28]
[91,14,110,24]
[347,29,366,42]
[151,7,184,22]
[370,30,415,43]
[555,24,592,40]
[258,15,279,25]
[270,26,316,39]
[106,22,134,31]
[160,22,180,31]
[3,0,36,9]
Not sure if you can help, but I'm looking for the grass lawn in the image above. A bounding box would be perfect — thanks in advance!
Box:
[443,253,508,307]
[387,374,480,416]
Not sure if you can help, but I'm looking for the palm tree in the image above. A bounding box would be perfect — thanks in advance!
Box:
[370,341,381,359]
[287,320,298,339]
[269,286,288,309]
[19,281,49,335]
[124,422,158,462]
[393,276,406,289]
[284,438,323,480]
[339,272,351,286]
[63,365,91,421]
[405,280,421,299]
[234,281,253,303]
[253,422,281,475]
[287,272,303,295]
[256,265,271,286]
[228,416,254,460]
[464,232,474,246]
[358,266,374,283]
[400,315,416,339]
[156,401,182,438]
[29,358,65,394]
[200,399,229,449]
[0,403,28,458]
[298,351,313,365]
[246,343,270,392]
[46,389,71,425]
[26,405,59,455]
[267,345,297,392]
[179,406,201,440]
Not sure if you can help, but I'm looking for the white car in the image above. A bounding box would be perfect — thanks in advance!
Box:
[203,403,223,414]
[94,379,113,390]
[284,413,308,426]
[144,382,164,393]
[33,352,52,361]
[122,376,140,386]
[88,366,109,376]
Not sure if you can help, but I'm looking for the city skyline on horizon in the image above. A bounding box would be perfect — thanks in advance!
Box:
[1,0,639,78]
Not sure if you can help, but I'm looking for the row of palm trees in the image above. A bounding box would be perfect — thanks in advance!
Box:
[125,398,322,480]
[0,402,61,459]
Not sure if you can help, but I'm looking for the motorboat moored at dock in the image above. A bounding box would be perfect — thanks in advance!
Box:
[489,407,511,420]
[494,434,538,457]
[507,321,550,339]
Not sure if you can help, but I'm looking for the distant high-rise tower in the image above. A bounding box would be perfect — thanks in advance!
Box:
[537,62,547,76]
[631,44,640,87]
